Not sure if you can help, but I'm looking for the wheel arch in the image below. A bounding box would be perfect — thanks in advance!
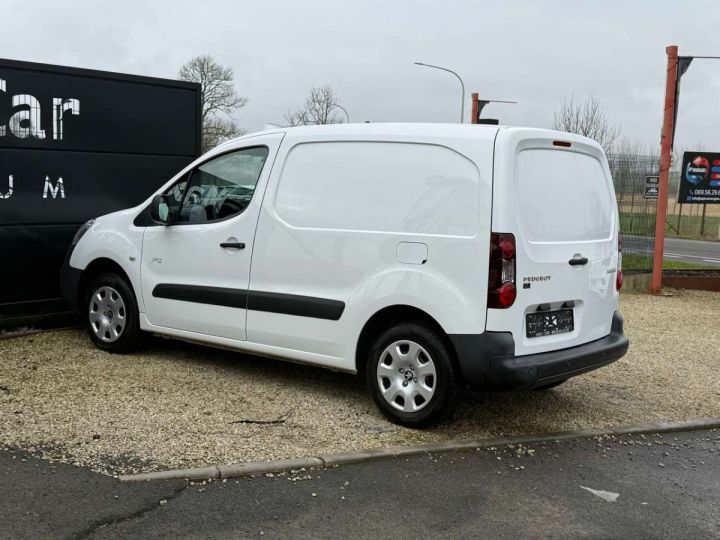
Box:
[354,304,461,381]
[78,258,135,310]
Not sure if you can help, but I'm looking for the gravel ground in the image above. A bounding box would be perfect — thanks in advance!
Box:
[1,289,719,475]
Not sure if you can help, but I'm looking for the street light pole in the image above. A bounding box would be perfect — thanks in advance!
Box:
[333,104,350,123]
[414,62,466,123]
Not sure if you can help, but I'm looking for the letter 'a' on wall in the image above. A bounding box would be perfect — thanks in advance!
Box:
[8,94,46,139]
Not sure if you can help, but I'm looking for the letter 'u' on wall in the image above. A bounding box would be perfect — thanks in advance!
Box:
[0,175,12,199]
[9,94,46,139]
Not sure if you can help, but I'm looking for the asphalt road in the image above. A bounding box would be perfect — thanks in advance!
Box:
[626,235,720,267]
[2,428,719,539]
[663,237,720,266]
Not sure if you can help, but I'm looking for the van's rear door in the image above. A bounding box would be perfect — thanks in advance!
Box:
[488,128,619,356]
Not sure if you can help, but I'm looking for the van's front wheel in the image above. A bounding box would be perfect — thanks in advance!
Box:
[86,273,142,352]
[367,322,459,428]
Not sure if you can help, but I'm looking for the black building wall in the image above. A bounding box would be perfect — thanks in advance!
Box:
[0,59,201,321]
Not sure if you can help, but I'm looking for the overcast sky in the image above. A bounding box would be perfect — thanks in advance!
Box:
[3,0,719,151]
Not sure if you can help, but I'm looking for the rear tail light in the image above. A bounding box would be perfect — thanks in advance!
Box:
[616,234,623,291]
[488,232,516,308]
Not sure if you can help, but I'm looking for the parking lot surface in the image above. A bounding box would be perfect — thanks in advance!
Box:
[2,429,719,539]
[1,289,719,474]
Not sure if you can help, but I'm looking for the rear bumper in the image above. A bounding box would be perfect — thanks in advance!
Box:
[449,312,629,390]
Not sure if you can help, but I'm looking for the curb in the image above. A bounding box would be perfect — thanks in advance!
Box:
[118,417,720,482]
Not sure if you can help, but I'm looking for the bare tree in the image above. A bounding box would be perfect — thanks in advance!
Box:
[552,96,620,152]
[179,55,248,152]
[284,85,347,126]
[614,137,657,159]
[283,108,310,127]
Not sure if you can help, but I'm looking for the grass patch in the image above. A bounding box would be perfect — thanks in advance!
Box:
[620,212,657,237]
[620,211,720,241]
[664,212,720,240]
[660,259,714,270]
[623,253,711,271]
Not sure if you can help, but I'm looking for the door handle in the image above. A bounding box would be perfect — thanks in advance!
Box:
[568,255,589,266]
[220,242,246,249]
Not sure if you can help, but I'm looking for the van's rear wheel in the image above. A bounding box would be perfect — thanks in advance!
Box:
[367,322,459,428]
[86,273,142,352]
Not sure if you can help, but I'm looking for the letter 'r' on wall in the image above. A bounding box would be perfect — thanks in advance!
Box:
[0,175,13,199]
[9,94,46,139]
[53,98,80,140]
[0,78,5,137]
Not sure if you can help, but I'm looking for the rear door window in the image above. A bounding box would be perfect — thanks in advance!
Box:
[516,149,613,242]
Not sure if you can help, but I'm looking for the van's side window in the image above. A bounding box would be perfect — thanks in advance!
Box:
[175,146,269,224]
[274,141,481,236]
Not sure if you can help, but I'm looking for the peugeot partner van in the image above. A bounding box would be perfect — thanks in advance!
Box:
[61,124,629,427]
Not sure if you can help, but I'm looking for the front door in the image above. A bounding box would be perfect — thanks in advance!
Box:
[140,134,283,340]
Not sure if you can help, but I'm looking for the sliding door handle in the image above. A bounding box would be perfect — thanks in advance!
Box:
[220,242,246,250]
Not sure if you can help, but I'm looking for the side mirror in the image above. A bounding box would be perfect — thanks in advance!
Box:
[150,194,174,225]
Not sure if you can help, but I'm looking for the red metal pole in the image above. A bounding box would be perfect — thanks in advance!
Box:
[650,45,679,294]
[471,93,479,124]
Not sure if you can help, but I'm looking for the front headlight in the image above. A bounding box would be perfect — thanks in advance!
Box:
[72,219,95,245]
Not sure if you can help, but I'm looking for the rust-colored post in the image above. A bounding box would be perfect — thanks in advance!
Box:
[650,45,679,294]
[471,93,479,124]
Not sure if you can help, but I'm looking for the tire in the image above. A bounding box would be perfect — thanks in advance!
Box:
[366,322,460,428]
[85,272,143,352]
[533,379,567,391]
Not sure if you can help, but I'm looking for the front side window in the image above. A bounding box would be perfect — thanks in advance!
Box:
[162,175,189,218]
[176,146,269,224]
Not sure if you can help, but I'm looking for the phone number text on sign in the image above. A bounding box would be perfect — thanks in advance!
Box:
[690,189,720,196]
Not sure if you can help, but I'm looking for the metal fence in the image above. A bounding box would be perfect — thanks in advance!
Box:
[608,154,659,273]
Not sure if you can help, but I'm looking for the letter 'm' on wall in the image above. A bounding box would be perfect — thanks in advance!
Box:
[9,95,46,139]
[43,176,65,199]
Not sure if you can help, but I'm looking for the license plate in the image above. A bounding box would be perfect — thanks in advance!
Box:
[526,309,574,338]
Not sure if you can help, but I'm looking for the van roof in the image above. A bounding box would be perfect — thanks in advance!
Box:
[217,123,600,153]
[231,122,501,141]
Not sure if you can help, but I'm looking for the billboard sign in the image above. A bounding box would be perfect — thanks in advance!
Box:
[678,151,720,204]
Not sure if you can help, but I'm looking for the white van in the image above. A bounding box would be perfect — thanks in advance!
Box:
[61,123,629,427]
